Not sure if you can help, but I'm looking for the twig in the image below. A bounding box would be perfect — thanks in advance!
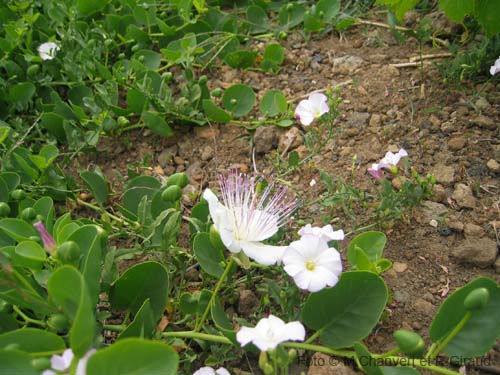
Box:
[290,79,353,102]
[409,52,453,62]
[391,62,432,68]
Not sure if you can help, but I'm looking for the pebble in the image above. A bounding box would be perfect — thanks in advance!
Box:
[413,298,435,315]
[186,161,203,183]
[229,163,249,173]
[451,183,476,209]
[394,290,410,303]
[430,184,447,203]
[475,97,490,110]
[495,257,500,274]
[451,237,498,268]
[369,114,382,127]
[194,125,220,139]
[430,165,455,185]
[486,159,500,173]
[415,201,448,224]
[278,127,303,152]
[173,156,185,166]
[447,219,464,232]
[447,137,467,151]
[308,353,359,375]
[157,145,178,167]
[254,126,278,154]
[463,223,484,237]
[469,115,496,130]
[393,262,408,273]
[237,289,259,316]
[331,55,364,74]
[200,145,214,161]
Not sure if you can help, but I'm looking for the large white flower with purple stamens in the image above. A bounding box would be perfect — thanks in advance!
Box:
[295,93,329,126]
[203,171,297,266]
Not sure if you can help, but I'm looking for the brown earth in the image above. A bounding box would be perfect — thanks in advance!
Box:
[73,13,500,375]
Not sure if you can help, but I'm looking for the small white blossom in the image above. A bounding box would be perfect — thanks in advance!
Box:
[237,315,305,351]
[294,93,329,126]
[379,149,408,167]
[490,56,500,76]
[42,348,96,375]
[367,163,384,180]
[38,42,60,60]
[203,171,297,266]
[309,179,316,187]
[283,235,342,292]
[193,367,231,375]
[298,224,344,243]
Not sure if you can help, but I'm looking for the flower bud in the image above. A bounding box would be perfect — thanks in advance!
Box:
[211,88,222,98]
[464,287,489,311]
[57,241,80,264]
[161,185,182,202]
[393,329,425,358]
[288,349,298,363]
[259,351,269,370]
[0,202,11,217]
[21,207,37,221]
[198,75,208,84]
[166,172,189,188]
[10,189,26,201]
[47,313,69,333]
[31,357,51,371]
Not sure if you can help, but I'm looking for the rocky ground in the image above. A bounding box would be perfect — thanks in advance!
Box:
[74,11,500,374]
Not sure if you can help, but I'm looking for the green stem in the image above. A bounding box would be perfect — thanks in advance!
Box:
[13,306,46,327]
[382,357,461,375]
[76,198,138,227]
[345,222,378,237]
[162,331,232,344]
[103,324,126,332]
[428,311,472,360]
[194,257,235,332]
[283,342,355,358]
[304,330,321,344]
[373,347,400,358]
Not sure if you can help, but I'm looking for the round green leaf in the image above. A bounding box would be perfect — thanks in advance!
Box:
[202,100,232,123]
[429,277,500,358]
[13,241,47,270]
[86,339,178,375]
[224,50,257,69]
[247,5,269,33]
[80,171,109,206]
[133,50,161,70]
[193,232,225,278]
[0,328,65,354]
[142,112,173,137]
[260,90,287,117]
[302,271,388,348]
[0,218,38,242]
[347,231,387,266]
[109,261,169,320]
[9,82,35,105]
[0,350,38,375]
[222,84,256,117]
[315,0,340,21]
[263,44,285,64]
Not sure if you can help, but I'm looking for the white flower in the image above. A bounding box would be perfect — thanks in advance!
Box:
[283,235,342,292]
[309,179,316,187]
[42,348,96,375]
[193,367,230,375]
[294,93,329,126]
[490,56,500,76]
[203,171,297,266]
[379,149,408,167]
[367,163,384,180]
[38,42,60,61]
[236,315,305,351]
[298,224,344,243]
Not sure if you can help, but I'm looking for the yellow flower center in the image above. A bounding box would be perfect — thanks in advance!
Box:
[305,260,316,271]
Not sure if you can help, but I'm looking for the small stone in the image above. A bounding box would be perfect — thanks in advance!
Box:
[469,115,496,130]
[369,114,382,127]
[194,125,219,139]
[429,115,441,128]
[237,289,259,316]
[340,147,353,157]
[413,298,435,315]
[230,163,249,174]
[415,201,448,224]
[391,176,408,190]
[344,128,360,137]
[278,127,303,152]
[447,137,467,151]
[486,159,500,173]
[393,262,408,273]
[186,161,203,183]
[394,290,410,303]
[451,237,498,268]
[430,184,447,203]
[475,97,490,110]
[157,145,178,167]
[495,257,500,274]
[254,126,278,154]
[447,219,464,232]
[331,55,365,74]
[352,38,363,48]
[430,165,455,185]
[308,353,359,375]
[452,183,476,209]
[464,223,484,237]
[429,219,438,228]
[200,145,214,161]
[173,156,185,166]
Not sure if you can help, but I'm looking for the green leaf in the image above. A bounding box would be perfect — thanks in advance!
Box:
[9,82,35,105]
[302,271,388,348]
[263,44,285,65]
[0,127,10,146]
[374,0,419,21]
[315,0,340,21]
[80,171,109,205]
[47,266,95,357]
[304,14,324,32]
[40,113,65,142]
[352,246,377,272]
[13,241,47,270]
[0,328,65,354]
[109,261,169,320]
[381,367,421,375]
[0,312,18,333]
[193,232,225,278]
[475,0,500,37]
[288,151,299,168]
[438,0,474,22]
[347,231,387,266]
[211,297,237,344]
[247,5,269,32]
[354,342,383,375]
[0,219,38,242]
[0,350,38,375]
[133,50,161,70]
[0,172,20,191]
[222,84,256,117]
[126,89,148,114]
[429,277,500,358]
[224,50,257,69]
[77,0,110,16]
[260,90,287,117]
[202,100,232,123]
[279,3,306,29]
[142,112,173,137]
[86,338,178,375]
[119,299,156,340]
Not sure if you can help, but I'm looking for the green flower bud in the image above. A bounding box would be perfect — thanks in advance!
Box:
[0,202,11,217]
[31,357,51,371]
[131,44,140,52]
[27,64,40,77]
[288,349,298,363]
[10,189,26,201]
[47,313,69,333]
[230,98,237,105]
[117,116,130,127]
[138,55,145,62]
[163,72,173,81]
[464,287,489,311]
[278,31,287,40]
[57,241,81,264]
[393,329,426,358]
[104,39,113,47]
[161,185,182,202]
[211,88,223,98]
[118,52,125,59]
[103,118,118,133]
[198,75,208,84]
[263,363,274,375]
[166,172,189,188]
[259,351,269,370]
[21,207,37,221]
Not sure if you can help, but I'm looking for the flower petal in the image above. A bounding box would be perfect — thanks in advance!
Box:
[282,321,306,342]
[308,93,327,105]
[193,367,216,375]
[240,241,286,265]
[203,189,228,231]
[215,368,231,375]
[236,326,257,347]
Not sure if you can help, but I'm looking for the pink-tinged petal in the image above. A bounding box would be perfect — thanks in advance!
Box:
[76,349,96,375]
[318,101,329,116]
[368,166,384,180]
[328,229,344,241]
[397,149,408,158]
[240,241,286,265]
[38,42,60,60]
[50,349,73,371]
[33,221,57,253]
[308,93,327,105]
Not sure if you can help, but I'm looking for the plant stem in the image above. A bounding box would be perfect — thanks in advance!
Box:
[76,198,137,227]
[103,324,126,332]
[345,222,378,237]
[283,342,355,358]
[194,257,235,332]
[13,306,46,327]
[428,311,472,360]
[162,331,232,344]
[382,357,461,375]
